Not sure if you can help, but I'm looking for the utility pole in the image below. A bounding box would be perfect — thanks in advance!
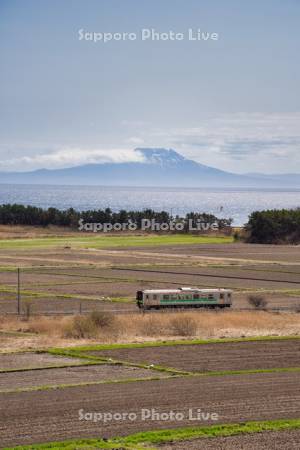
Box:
[17,268,21,315]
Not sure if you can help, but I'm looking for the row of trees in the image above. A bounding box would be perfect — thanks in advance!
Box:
[246,208,300,244]
[2,204,299,242]
[0,204,232,231]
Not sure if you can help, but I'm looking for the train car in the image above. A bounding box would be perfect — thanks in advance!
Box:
[136,287,232,310]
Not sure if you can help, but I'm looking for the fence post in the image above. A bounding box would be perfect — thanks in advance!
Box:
[17,268,21,315]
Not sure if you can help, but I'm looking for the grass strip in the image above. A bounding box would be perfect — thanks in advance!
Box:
[122,418,300,446]
[4,418,300,449]
[0,234,233,250]
[190,366,300,377]
[3,440,147,450]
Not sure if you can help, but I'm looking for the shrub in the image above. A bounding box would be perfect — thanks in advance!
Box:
[170,315,197,336]
[64,315,97,339]
[247,295,268,310]
[233,230,240,241]
[246,209,300,244]
[89,311,115,328]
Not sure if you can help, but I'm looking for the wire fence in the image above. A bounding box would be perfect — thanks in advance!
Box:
[0,265,137,316]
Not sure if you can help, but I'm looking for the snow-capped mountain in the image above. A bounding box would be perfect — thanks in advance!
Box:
[0,148,299,187]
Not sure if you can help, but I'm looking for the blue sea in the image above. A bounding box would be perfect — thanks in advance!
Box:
[0,184,299,226]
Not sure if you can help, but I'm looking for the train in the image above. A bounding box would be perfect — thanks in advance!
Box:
[136,287,232,310]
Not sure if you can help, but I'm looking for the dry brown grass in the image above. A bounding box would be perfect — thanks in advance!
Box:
[27,316,68,335]
[136,315,166,337]
[118,311,300,339]
[0,310,300,351]
[0,224,78,239]
[169,315,198,336]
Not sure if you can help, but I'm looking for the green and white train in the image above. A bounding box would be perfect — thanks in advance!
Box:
[136,287,232,310]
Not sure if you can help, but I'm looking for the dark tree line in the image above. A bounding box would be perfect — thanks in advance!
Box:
[0,203,232,231]
[246,208,300,244]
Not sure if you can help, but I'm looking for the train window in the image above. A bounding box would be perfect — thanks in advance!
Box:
[220,293,224,299]
[193,294,199,299]
[228,293,231,299]
[153,295,157,300]
[146,295,149,299]
[208,294,214,299]
[163,295,169,300]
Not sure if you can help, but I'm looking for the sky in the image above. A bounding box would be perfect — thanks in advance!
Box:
[0,0,299,174]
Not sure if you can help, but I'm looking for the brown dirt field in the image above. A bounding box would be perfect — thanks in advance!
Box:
[88,339,300,373]
[161,429,300,449]
[110,265,300,284]
[0,352,83,371]
[103,267,300,289]
[2,243,300,269]
[0,371,299,447]
[0,248,172,267]
[0,254,162,268]
[0,296,136,314]
[0,364,166,391]
[118,243,300,263]
[244,263,300,274]
[0,268,300,313]
[232,293,300,310]
[1,242,300,315]
[1,289,299,316]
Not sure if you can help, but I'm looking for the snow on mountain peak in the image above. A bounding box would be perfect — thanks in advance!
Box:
[135,148,186,166]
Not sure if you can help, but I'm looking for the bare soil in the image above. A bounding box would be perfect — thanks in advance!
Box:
[161,429,300,449]
[1,242,300,316]
[120,243,300,263]
[1,291,299,316]
[0,352,83,371]
[1,259,300,316]
[0,364,166,391]
[0,371,299,447]
[89,339,300,373]
[1,232,299,447]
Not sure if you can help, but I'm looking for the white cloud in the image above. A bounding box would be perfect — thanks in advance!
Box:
[1,113,300,174]
[146,112,300,173]
[0,147,145,172]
